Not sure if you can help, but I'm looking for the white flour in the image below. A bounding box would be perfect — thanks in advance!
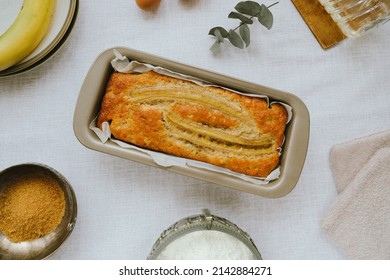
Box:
[155,230,256,260]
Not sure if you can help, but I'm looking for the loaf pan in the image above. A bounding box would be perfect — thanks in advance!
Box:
[73,47,310,198]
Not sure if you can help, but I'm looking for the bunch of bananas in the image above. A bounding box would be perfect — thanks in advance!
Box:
[0,0,56,71]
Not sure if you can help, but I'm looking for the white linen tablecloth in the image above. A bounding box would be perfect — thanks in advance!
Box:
[1,0,389,260]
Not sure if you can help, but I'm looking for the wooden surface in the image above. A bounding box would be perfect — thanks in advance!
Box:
[291,0,346,49]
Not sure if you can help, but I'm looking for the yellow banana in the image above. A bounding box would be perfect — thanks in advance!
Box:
[0,0,56,71]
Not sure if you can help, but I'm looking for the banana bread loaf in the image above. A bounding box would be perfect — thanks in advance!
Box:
[97,71,287,177]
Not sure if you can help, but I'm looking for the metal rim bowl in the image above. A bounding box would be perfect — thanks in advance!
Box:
[147,209,262,260]
[0,163,77,260]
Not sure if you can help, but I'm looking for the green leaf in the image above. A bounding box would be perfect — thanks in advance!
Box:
[210,40,221,54]
[239,24,250,47]
[213,29,225,43]
[228,11,253,24]
[228,29,245,49]
[208,26,229,38]
[208,1,278,53]
[258,4,274,30]
[234,1,262,16]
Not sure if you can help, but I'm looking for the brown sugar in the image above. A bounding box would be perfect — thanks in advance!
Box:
[0,171,65,243]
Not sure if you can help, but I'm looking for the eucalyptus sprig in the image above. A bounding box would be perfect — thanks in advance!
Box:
[209,1,279,53]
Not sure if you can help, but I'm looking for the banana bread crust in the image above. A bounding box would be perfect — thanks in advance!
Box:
[97,71,287,177]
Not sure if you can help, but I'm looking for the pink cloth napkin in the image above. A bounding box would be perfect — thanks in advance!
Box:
[321,130,390,259]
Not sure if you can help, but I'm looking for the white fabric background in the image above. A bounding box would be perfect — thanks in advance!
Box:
[1,0,389,260]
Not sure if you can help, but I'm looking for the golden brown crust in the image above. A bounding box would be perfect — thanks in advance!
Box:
[97,71,287,177]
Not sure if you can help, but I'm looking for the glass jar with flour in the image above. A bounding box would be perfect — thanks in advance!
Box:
[147,209,262,260]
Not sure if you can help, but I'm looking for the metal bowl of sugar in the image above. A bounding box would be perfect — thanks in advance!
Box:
[147,209,262,260]
[0,163,77,260]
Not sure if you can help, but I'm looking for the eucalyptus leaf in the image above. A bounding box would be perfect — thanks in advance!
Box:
[208,26,229,38]
[213,29,225,43]
[210,40,221,54]
[239,24,250,47]
[235,1,262,16]
[208,1,278,53]
[228,11,253,24]
[228,29,245,49]
[257,4,273,29]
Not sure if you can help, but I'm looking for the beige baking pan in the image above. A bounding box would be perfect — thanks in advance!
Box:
[73,47,310,198]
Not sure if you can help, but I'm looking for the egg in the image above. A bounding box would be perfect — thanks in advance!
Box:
[135,0,161,11]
